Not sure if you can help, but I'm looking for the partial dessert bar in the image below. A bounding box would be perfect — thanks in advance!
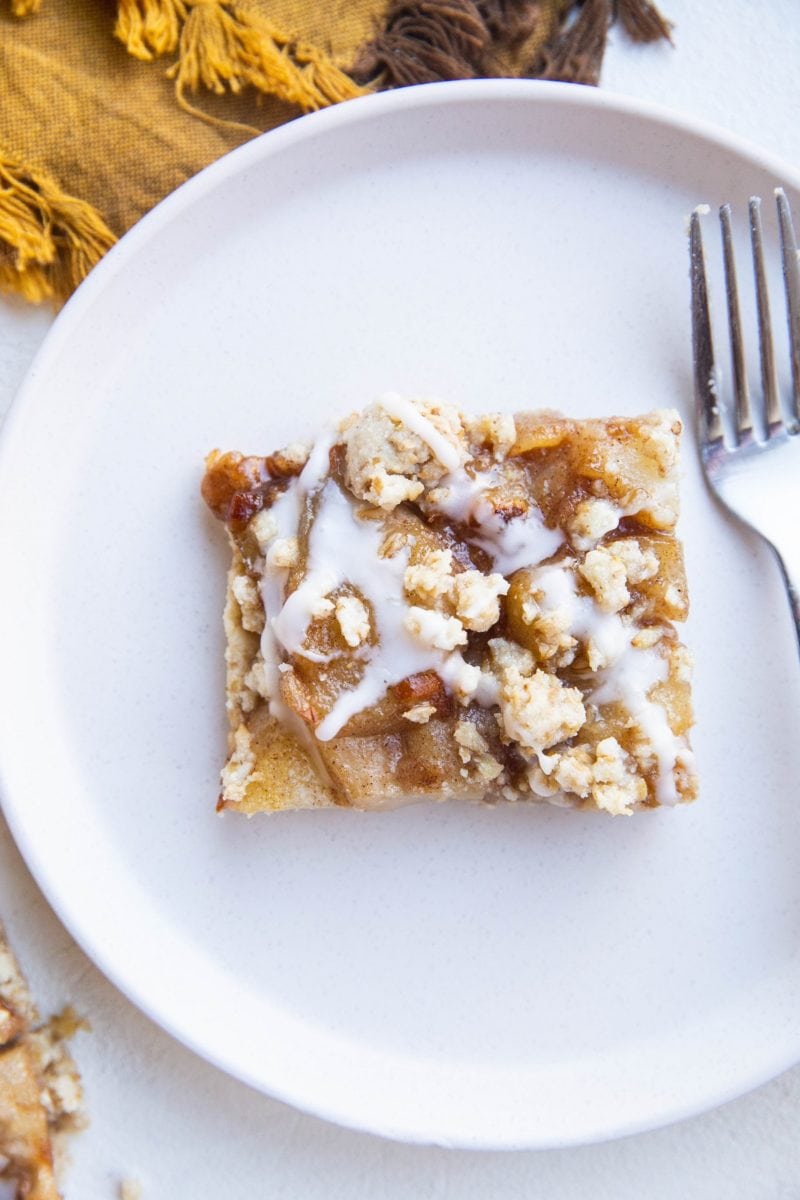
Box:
[202,396,697,815]
[0,922,84,1199]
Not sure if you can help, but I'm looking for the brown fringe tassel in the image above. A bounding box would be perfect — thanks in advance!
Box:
[537,0,611,85]
[354,0,671,90]
[115,0,368,126]
[350,0,563,87]
[478,0,561,55]
[350,1,491,87]
[0,152,117,305]
[616,0,673,43]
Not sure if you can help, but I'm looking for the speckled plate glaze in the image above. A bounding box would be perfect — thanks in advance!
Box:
[1,81,799,1149]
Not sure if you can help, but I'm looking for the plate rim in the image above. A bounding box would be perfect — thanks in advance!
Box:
[7,77,800,443]
[2,78,800,1149]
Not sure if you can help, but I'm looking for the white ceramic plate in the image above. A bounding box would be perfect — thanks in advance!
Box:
[1,81,800,1150]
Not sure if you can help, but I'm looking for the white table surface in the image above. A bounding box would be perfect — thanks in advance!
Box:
[2,1,800,1195]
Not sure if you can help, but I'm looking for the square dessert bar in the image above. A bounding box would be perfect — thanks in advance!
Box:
[202,396,696,815]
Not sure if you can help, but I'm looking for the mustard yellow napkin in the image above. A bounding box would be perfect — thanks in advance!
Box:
[0,0,671,305]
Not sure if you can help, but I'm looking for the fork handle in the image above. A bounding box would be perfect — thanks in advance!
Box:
[774,548,800,657]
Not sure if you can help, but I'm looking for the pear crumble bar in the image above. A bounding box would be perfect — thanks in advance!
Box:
[202,396,697,815]
[0,923,85,1200]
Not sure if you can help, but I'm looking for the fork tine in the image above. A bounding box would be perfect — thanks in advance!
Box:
[690,209,723,446]
[775,188,800,426]
[719,204,752,442]
[749,196,783,433]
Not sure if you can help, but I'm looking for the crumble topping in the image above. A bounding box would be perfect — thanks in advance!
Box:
[454,720,489,758]
[590,738,649,815]
[334,594,370,648]
[402,703,437,724]
[404,606,467,652]
[454,721,504,781]
[343,394,467,511]
[497,665,586,755]
[579,548,631,613]
[231,572,264,633]
[0,946,35,1035]
[452,570,510,632]
[511,576,579,667]
[243,657,270,703]
[569,497,621,551]
[404,549,454,605]
[403,549,509,633]
[609,538,659,584]
[278,442,311,472]
[250,509,278,552]
[631,626,664,650]
[465,411,517,458]
[528,738,646,816]
[664,582,682,609]
[310,595,335,619]
[266,536,299,569]
[488,636,534,677]
[220,725,257,805]
[673,644,693,683]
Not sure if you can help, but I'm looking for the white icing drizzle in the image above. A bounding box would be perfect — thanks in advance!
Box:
[267,478,485,742]
[257,414,498,747]
[532,565,628,666]
[258,426,338,733]
[593,653,677,805]
[378,393,464,472]
[529,563,679,804]
[473,499,564,575]
[260,405,561,748]
[431,468,564,574]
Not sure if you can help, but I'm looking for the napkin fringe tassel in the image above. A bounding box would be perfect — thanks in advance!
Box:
[0,149,116,305]
[115,0,367,132]
[350,1,492,87]
[1,0,672,305]
[9,0,42,15]
[536,0,611,85]
[616,0,673,44]
[351,0,672,90]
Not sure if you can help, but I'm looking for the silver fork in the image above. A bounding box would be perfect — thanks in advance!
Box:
[690,188,800,654]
